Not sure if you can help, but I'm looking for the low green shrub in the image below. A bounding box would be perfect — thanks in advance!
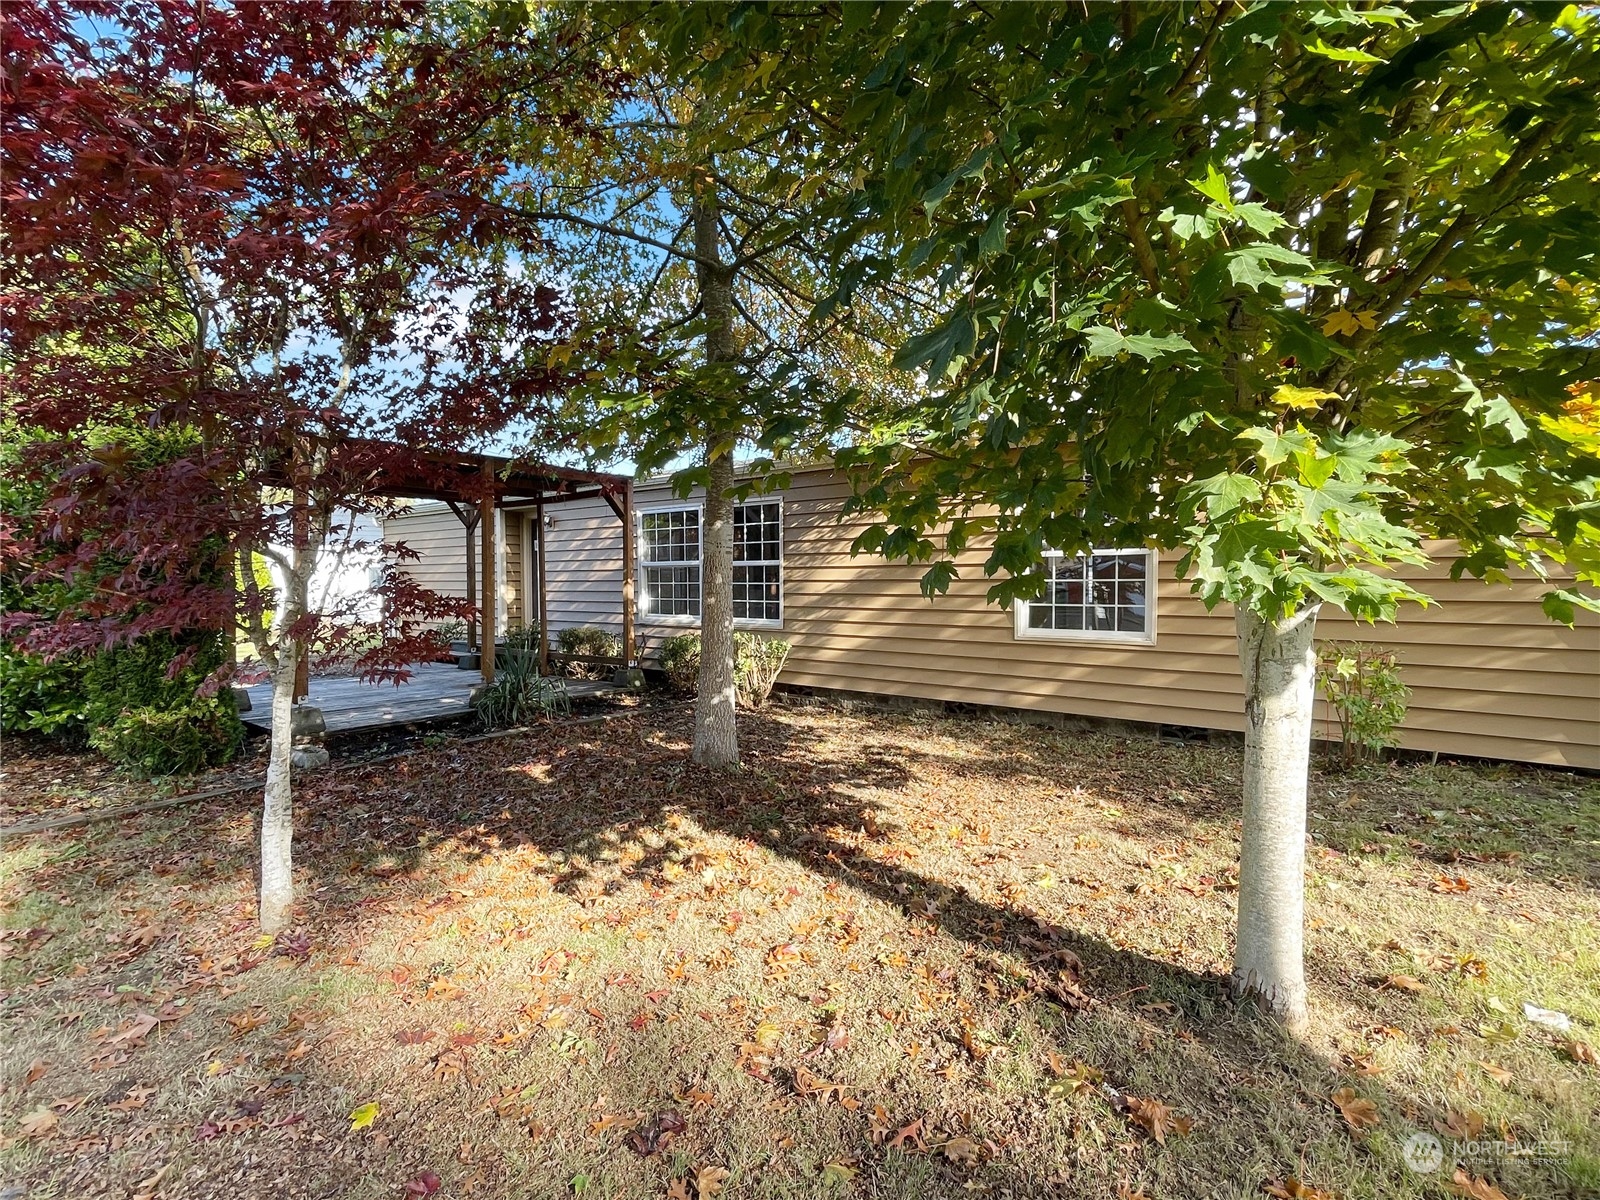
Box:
[652,631,791,707]
[557,625,622,679]
[80,633,226,727]
[734,632,791,708]
[0,646,89,743]
[1317,641,1409,768]
[657,633,701,693]
[473,657,571,729]
[504,623,542,654]
[2,630,243,774]
[88,698,244,778]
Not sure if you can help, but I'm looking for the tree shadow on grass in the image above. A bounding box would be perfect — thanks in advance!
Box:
[5,703,1593,1198]
[271,704,1590,1195]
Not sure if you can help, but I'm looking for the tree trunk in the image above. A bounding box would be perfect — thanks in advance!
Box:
[695,446,739,767]
[1232,603,1320,1034]
[259,494,319,934]
[690,172,740,768]
[259,643,298,933]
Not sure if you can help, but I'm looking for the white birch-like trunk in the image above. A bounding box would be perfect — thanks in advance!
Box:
[694,447,739,767]
[1232,603,1320,1034]
[258,644,298,933]
[258,499,320,933]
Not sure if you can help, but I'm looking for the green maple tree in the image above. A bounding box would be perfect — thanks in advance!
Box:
[649,0,1600,1029]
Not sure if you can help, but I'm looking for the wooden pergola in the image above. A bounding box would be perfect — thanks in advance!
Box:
[280,438,635,686]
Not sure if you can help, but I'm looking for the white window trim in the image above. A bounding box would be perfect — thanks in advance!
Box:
[635,497,786,630]
[637,501,703,626]
[732,495,784,631]
[1013,547,1157,646]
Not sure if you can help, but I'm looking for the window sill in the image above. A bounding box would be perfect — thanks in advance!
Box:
[639,614,786,632]
[1013,627,1156,646]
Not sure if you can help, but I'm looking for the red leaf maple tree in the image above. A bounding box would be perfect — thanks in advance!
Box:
[2,0,598,929]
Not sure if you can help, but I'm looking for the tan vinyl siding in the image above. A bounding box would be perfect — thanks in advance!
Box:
[543,501,628,634]
[503,514,524,628]
[393,469,1600,770]
[384,504,472,604]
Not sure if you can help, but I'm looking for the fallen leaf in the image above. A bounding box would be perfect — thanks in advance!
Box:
[395,1028,436,1046]
[1475,1060,1514,1085]
[350,1101,381,1131]
[625,1110,686,1157]
[107,1085,157,1112]
[666,1181,691,1200]
[224,1009,269,1037]
[1435,1108,1485,1139]
[19,1107,58,1139]
[1563,1040,1598,1066]
[106,1013,161,1048]
[695,1163,730,1198]
[1047,1059,1105,1100]
[1124,1096,1193,1144]
[1330,1087,1380,1131]
[1262,1179,1336,1200]
[821,1161,857,1185]
[887,1117,926,1152]
[941,1135,982,1165]
[1448,1167,1510,1200]
[1378,974,1423,993]
[1339,1052,1382,1077]
[793,1066,850,1104]
[403,1171,442,1197]
[23,1059,48,1086]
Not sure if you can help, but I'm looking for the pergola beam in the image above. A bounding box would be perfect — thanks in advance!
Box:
[262,434,637,683]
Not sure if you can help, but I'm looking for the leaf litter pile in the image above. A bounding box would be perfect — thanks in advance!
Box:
[2,705,1596,1199]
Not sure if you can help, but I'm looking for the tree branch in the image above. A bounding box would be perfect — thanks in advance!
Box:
[1168,1,1230,97]
[1320,119,1558,392]
[473,198,723,270]
[1119,199,1162,292]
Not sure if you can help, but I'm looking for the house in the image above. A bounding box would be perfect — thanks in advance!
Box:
[306,509,385,625]
[384,463,1600,771]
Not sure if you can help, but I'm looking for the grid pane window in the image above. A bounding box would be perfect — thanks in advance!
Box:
[639,501,783,624]
[1022,549,1151,639]
[641,509,701,618]
[732,501,782,624]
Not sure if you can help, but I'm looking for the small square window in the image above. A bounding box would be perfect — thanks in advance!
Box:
[1015,549,1155,644]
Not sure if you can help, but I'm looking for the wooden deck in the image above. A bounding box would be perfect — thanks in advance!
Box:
[239,662,620,736]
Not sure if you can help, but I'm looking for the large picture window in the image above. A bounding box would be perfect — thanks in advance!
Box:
[639,500,784,626]
[1014,548,1155,643]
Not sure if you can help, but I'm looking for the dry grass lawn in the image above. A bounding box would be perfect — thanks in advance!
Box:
[1,704,1597,1200]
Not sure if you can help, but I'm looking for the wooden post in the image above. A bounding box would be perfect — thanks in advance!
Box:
[480,460,496,684]
[621,483,636,666]
[536,499,550,677]
[294,643,309,703]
